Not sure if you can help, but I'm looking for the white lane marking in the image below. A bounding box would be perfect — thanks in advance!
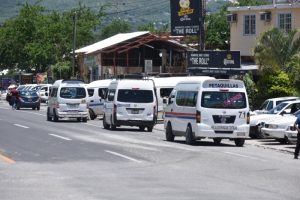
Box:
[85,123,102,128]
[20,110,46,116]
[105,150,142,163]
[13,124,29,129]
[49,134,72,141]
[224,151,265,161]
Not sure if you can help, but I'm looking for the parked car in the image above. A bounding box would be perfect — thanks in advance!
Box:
[16,90,41,110]
[261,110,300,144]
[38,84,52,103]
[250,100,300,138]
[252,96,299,115]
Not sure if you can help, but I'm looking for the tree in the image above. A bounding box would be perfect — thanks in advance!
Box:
[0,2,107,75]
[254,28,300,73]
[100,19,131,39]
[137,22,168,34]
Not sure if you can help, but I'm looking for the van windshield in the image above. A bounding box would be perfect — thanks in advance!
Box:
[117,89,153,103]
[201,91,247,109]
[60,87,86,99]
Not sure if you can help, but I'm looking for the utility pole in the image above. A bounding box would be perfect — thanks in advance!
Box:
[199,0,206,51]
[72,11,77,78]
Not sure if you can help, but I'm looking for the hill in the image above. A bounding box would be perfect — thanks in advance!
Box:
[0,0,229,29]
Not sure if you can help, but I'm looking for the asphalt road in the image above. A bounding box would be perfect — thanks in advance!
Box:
[0,100,300,200]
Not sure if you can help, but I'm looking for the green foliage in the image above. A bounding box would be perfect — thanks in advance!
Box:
[256,71,296,107]
[52,61,71,80]
[237,0,269,6]
[137,22,168,34]
[243,73,258,110]
[100,19,131,39]
[205,7,230,50]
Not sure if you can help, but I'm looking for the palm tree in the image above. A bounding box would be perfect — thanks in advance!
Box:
[254,28,300,73]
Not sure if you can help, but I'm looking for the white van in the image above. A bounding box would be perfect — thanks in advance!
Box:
[87,79,113,120]
[39,84,52,103]
[150,76,214,121]
[47,80,89,122]
[103,79,157,131]
[164,79,250,146]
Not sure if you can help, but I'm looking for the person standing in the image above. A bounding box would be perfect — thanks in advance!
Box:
[294,115,300,159]
[10,87,19,109]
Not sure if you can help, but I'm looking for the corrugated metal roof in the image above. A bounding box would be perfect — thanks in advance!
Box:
[75,31,150,54]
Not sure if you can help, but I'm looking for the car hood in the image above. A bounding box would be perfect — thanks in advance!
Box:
[264,115,297,126]
[250,113,293,126]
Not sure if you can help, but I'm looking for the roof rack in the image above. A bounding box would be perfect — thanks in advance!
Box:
[61,79,84,84]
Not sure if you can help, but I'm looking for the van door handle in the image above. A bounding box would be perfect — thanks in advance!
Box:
[90,100,94,102]
[171,109,173,112]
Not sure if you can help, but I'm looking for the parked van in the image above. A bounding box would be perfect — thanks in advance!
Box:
[87,79,113,120]
[39,84,52,103]
[47,80,89,122]
[103,79,157,131]
[150,76,214,121]
[164,79,250,146]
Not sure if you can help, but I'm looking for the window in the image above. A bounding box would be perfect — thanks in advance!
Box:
[176,91,198,107]
[98,88,108,99]
[107,90,116,101]
[160,88,173,98]
[244,15,256,35]
[117,89,154,103]
[50,88,58,97]
[201,92,247,109]
[60,87,86,99]
[88,89,94,97]
[278,13,291,32]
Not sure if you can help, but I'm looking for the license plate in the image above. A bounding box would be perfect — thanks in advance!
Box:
[68,104,78,109]
[211,125,237,131]
[132,109,139,114]
[68,111,78,115]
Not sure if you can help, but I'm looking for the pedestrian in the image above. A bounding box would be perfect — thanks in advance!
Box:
[294,115,300,159]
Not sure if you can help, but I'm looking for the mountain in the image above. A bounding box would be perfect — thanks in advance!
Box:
[0,0,230,28]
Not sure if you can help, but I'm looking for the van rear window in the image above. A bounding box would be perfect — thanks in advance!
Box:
[117,89,153,103]
[60,87,86,99]
[201,91,247,109]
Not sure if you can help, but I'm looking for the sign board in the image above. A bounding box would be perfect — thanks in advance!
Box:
[144,60,153,73]
[170,0,202,36]
[187,51,241,69]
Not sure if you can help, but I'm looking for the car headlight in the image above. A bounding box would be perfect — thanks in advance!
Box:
[288,126,296,131]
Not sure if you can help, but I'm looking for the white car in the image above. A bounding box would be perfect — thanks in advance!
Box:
[250,100,300,138]
[252,96,299,115]
[261,110,300,144]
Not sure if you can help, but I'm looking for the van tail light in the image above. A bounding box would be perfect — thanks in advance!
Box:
[247,112,250,124]
[153,105,157,116]
[196,110,201,123]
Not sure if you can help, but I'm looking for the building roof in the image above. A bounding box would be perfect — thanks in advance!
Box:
[75,31,150,54]
[228,3,300,12]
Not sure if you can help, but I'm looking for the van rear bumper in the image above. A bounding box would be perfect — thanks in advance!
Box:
[57,111,89,118]
[115,119,155,127]
[195,124,250,138]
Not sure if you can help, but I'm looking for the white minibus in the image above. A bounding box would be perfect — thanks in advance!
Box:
[164,79,250,146]
[87,79,113,120]
[150,76,213,121]
[47,80,89,122]
[103,79,157,132]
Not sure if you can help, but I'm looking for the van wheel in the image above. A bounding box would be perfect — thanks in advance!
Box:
[166,122,174,142]
[89,109,97,120]
[185,125,195,145]
[53,109,59,122]
[37,106,40,110]
[147,126,153,132]
[139,126,145,131]
[234,138,245,147]
[47,108,52,121]
[32,107,36,110]
[213,138,222,145]
[103,115,110,129]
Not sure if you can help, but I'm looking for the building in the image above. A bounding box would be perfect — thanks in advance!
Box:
[75,31,194,82]
[227,0,300,62]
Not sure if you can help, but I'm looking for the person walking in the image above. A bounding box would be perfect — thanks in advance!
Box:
[294,115,300,159]
[10,86,19,110]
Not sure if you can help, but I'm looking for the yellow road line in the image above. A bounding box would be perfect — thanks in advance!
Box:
[0,152,16,164]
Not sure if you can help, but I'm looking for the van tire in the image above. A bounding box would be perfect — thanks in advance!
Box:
[234,138,245,147]
[185,125,195,145]
[89,109,97,120]
[147,126,153,132]
[166,122,174,142]
[103,115,110,129]
[53,109,59,122]
[47,108,52,121]
[82,117,88,123]
[139,126,145,131]
[110,116,117,130]
[213,138,222,145]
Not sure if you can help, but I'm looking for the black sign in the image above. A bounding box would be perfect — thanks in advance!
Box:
[170,0,202,36]
[187,68,251,76]
[187,51,241,69]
